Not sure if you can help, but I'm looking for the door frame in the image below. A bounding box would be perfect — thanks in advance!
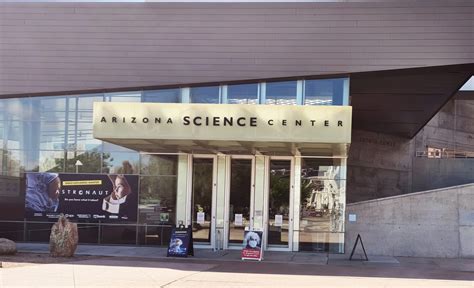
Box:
[223,154,256,250]
[263,156,295,251]
[187,154,218,249]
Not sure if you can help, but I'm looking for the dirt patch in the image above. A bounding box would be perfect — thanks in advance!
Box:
[0,252,102,268]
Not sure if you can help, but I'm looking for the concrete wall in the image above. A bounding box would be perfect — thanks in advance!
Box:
[347,129,414,203]
[345,184,474,258]
[348,98,474,202]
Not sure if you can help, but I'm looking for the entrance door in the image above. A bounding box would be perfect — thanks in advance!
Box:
[225,156,255,248]
[265,157,294,251]
[190,156,216,247]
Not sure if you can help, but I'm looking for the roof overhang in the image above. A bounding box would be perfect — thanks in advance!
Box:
[350,63,474,138]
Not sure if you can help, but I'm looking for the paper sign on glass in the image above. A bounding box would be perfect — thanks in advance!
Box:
[234,214,243,226]
[275,214,283,227]
[197,212,205,224]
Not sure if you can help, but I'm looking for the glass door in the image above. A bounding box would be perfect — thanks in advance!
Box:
[190,156,216,246]
[225,156,254,248]
[266,157,293,251]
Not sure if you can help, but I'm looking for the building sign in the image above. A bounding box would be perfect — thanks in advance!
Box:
[93,103,352,144]
[24,172,138,221]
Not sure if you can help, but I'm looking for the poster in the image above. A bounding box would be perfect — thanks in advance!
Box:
[241,230,264,261]
[24,172,138,221]
[167,226,193,258]
[275,215,283,227]
[234,213,243,226]
[197,212,205,224]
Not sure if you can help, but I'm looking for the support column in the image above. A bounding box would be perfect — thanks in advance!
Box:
[214,154,227,250]
[293,156,301,251]
[253,155,266,230]
[175,154,188,226]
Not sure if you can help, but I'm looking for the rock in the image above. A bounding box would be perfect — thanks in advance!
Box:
[49,215,78,257]
[0,238,16,255]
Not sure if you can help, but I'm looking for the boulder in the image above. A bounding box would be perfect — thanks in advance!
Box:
[49,215,78,257]
[0,238,17,255]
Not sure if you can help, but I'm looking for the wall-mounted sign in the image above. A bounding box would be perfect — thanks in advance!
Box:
[93,103,352,144]
[24,172,138,221]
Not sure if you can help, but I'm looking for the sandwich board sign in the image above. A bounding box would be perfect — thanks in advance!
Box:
[167,225,194,258]
[241,229,263,261]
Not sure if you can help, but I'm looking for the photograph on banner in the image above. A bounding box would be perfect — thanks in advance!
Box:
[241,230,263,260]
[24,172,138,221]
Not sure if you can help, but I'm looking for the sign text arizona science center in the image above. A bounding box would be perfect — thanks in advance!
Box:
[93,103,352,144]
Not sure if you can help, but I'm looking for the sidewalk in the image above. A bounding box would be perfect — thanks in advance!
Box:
[0,242,471,287]
[16,242,399,266]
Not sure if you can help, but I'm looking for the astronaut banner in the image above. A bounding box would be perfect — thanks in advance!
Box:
[24,172,138,221]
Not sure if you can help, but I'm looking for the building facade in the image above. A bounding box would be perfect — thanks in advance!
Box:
[0,1,472,255]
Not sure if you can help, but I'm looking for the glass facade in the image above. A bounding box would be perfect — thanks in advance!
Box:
[0,76,349,250]
[299,158,346,253]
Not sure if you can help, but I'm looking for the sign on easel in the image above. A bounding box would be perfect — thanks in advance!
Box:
[241,229,263,261]
[349,234,368,261]
[167,225,194,258]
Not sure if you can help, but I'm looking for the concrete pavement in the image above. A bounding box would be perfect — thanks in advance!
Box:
[0,243,471,287]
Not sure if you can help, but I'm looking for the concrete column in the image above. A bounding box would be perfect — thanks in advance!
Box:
[175,154,188,226]
[253,155,266,230]
[293,157,301,251]
[214,154,227,250]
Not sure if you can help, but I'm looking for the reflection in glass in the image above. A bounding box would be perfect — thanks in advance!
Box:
[268,160,290,247]
[101,225,137,244]
[191,158,214,243]
[229,159,252,244]
[101,151,139,174]
[266,81,297,105]
[139,176,177,227]
[305,78,345,106]
[62,150,103,173]
[227,83,258,104]
[140,154,178,176]
[39,150,64,172]
[105,91,141,103]
[190,86,220,103]
[299,158,346,253]
[138,224,173,246]
[143,89,181,103]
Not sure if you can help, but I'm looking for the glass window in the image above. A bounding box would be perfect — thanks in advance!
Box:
[299,158,346,253]
[105,91,141,102]
[143,89,181,103]
[140,154,178,176]
[266,81,297,105]
[139,176,177,226]
[227,83,258,104]
[65,150,102,173]
[39,150,64,172]
[190,86,220,104]
[101,151,139,174]
[305,78,345,106]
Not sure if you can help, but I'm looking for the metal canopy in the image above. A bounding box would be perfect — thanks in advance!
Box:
[350,63,474,138]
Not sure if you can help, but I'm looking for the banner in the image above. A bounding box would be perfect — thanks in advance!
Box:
[24,172,138,221]
[241,230,264,261]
